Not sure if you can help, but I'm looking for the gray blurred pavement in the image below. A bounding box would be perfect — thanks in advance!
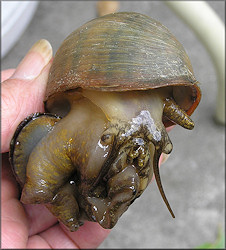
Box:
[2,1,225,248]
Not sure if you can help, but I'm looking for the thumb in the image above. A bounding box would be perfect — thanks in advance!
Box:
[1,39,53,153]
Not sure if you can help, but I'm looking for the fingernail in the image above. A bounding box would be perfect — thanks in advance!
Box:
[11,39,52,80]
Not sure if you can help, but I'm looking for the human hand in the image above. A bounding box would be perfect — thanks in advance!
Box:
[1,39,173,249]
[1,39,111,249]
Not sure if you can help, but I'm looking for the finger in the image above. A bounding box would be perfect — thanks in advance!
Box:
[159,126,174,165]
[1,39,53,153]
[1,68,15,82]
[1,199,29,249]
[38,221,110,249]
[10,39,52,81]
[24,204,58,236]
[166,125,174,133]
[38,224,80,249]
[61,221,111,249]
[27,235,51,249]
[1,154,29,248]
[1,153,20,202]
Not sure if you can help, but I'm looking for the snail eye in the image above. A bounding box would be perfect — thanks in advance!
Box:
[100,134,114,145]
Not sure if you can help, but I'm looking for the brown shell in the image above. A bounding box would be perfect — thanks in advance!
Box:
[45,12,201,116]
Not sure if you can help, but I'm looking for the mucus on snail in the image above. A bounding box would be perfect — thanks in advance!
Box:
[9,12,201,231]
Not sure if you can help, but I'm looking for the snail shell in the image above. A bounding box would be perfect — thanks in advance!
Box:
[46,12,201,119]
[10,12,201,231]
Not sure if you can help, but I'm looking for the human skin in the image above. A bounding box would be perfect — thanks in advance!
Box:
[1,39,169,249]
[1,40,111,249]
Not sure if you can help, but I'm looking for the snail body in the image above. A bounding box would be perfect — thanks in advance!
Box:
[10,12,201,231]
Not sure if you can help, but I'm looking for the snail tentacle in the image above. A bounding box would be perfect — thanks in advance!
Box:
[163,98,195,130]
[153,148,175,218]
